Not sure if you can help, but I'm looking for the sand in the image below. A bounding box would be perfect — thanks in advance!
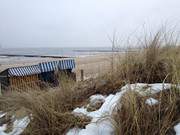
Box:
[75,54,112,80]
[0,53,122,80]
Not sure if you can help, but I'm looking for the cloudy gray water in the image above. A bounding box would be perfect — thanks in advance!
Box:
[0,47,113,57]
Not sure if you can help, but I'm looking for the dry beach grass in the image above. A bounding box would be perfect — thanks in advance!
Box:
[113,87,180,135]
[0,29,180,135]
[111,30,180,135]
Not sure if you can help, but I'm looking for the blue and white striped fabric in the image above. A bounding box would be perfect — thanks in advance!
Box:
[8,59,76,76]
[39,61,59,72]
[58,59,75,70]
[8,65,41,77]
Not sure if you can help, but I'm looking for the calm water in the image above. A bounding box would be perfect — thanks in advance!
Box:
[0,47,112,57]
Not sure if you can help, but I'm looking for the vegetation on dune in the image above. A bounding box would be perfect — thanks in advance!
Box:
[111,30,180,135]
[0,73,123,135]
[117,31,180,83]
[113,87,180,135]
[0,29,180,135]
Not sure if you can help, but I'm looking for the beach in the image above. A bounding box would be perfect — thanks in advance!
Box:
[0,53,121,81]
[75,54,112,80]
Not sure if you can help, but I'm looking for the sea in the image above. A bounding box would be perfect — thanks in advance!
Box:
[0,47,113,57]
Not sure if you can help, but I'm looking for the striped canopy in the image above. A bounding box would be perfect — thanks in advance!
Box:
[7,59,75,76]
[8,65,41,77]
[58,59,75,70]
[39,59,75,72]
[39,61,59,72]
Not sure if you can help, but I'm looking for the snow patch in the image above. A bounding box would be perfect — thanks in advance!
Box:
[68,88,127,135]
[121,83,171,96]
[150,83,171,93]
[174,123,180,135]
[89,95,106,105]
[73,107,89,116]
[73,90,126,120]
[0,116,30,135]
[67,119,113,135]
[0,112,6,119]
[0,124,7,132]
[67,83,174,135]
[145,98,158,106]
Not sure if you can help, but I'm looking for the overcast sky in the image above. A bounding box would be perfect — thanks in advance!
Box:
[0,0,179,48]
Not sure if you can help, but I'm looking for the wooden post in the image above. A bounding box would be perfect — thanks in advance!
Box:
[0,82,1,96]
[80,69,84,81]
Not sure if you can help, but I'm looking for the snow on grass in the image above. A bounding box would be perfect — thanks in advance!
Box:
[0,83,174,135]
[145,98,158,106]
[67,83,173,135]
[121,83,171,95]
[174,123,180,135]
[0,116,30,135]
[73,90,127,120]
[89,95,106,105]
[69,89,127,135]
[150,83,171,93]
[73,107,89,116]
[0,124,7,132]
[67,128,81,135]
[67,118,114,135]
[0,112,6,119]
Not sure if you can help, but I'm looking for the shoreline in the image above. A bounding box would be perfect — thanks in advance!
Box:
[0,53,117,80]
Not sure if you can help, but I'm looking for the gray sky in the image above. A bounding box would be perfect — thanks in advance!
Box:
[0,0,179,48]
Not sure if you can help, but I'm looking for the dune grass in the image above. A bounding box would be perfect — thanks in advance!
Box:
[113,87,180,135]
[0,72,124,135]
[111,30,180,135]
[0,29,180,135]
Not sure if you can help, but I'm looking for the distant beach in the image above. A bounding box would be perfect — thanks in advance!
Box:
[0,47,113,57]
[0,47,122,80]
